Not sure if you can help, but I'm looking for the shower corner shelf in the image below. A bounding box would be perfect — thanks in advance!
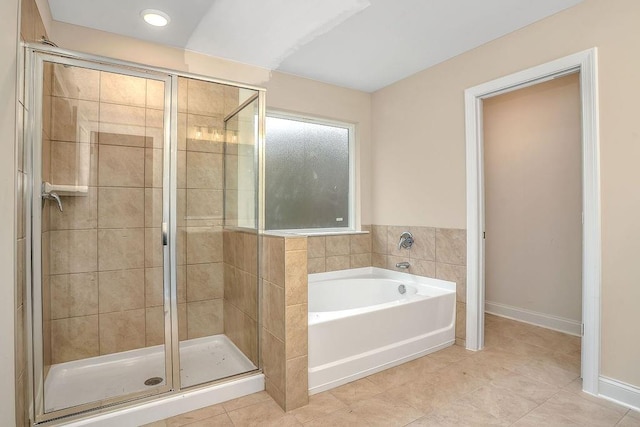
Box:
[43,182,89,196]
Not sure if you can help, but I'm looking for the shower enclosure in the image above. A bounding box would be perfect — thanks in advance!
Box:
[24,45,265,423]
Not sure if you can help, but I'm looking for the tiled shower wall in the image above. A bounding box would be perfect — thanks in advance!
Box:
[223,229,258,365]
[44,66,168,364]
[306,225,467,344]
[262,235,308,411]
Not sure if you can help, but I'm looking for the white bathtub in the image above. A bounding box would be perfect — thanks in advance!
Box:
[308,267,456,394]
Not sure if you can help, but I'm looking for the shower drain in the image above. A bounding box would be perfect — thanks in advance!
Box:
[144,377,164,386]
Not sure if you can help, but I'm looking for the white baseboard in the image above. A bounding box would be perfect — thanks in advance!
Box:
[485,301,581,336]
[599,376,640,412]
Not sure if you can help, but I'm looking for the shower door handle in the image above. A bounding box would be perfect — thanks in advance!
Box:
[162,222,168,246]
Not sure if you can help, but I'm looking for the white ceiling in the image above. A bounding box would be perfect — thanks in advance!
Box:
[48,0,583,92]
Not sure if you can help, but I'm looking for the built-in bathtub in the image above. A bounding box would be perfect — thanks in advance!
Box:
[308,267,456,394]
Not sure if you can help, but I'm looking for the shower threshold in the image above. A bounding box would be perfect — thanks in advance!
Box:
[44,334,256,413]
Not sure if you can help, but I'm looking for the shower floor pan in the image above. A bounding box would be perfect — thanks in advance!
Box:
[44,334,256,413]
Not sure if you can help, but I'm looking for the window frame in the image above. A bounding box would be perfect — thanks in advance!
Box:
[265,110,357,233]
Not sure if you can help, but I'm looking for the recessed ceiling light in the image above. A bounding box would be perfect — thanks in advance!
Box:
[141,9,170,27]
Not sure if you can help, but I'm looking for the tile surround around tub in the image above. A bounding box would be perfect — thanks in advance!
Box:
[307,225,467,343]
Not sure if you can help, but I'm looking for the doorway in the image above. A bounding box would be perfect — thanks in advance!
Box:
[464,49,601,395]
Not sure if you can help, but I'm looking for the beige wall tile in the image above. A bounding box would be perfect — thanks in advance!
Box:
[177,77,188,113]
[98,268,145,313]
[51,140,96,186]
[186,114,225,153]
[145,108,164,149]
[265,379,286,411]
[285,237,307,252]
[186,151,223,189]
[145,227,164,268]
[372,225,388,254]
[308,257,326,274]
[177,189,187,227]
[326,255,350,272]
[98,228,144,271]
[99,309,146,354]
[372,253,387,268]
[52,64,100,102]
[186,189,223,226]
[51,97,99,142]
[240,273,258,319]
[51,315,99,363]
[98,144,144,187]
[456,301,466,340]
[387,225,410,257]
[145,188,163,228]
[285,304,308,360]
[307,236,325,258]
[262,329,285,392]
[100,71,146,107]
[411,259,436,278]
[267,237,285,286]
[186,227,223,264]
[350,253,372,269]
[50,229,97,274]
[178,302,187,341]
[187,299,223,339]
[145,267,164,307]
[326,235,350,256]
[99,103,146,143]
[410,226,436,261]
[436,228,467,266]
[50,186,98,231]
[350,233,371,254]
[145,306,165,346]
[436,263,467,303]
[145,148,164,188]
[50,272,98,319]
[146,79,165,111]
[242,233,258,275]
[187,262,223,301]
[98,187,144,229]
[286,356,309,410]
[263,280,285,341]
[285,250,307,306]
[20,0,35,42]
[386,255,409,273]
[187,78,224,117]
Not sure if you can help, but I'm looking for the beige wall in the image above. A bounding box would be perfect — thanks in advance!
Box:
[483,74,582,323]
[371,0,640,386]
[48,21,373,227]
[2,0,19,423]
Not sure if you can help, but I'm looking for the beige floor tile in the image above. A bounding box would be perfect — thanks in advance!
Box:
[490,371,559,404]
[227,399,301,426]
[512,407,580,426]
[512,357,579,388]
[539,390,628,426]
[350,394,425,426]
[616,414,640,427]
[183,413,233,426]
[290,391,346,423]
[427,344,473,364]
[458,384,539,423]
[302,407,370,426]
[367,356,446,389]
[407,400,508,426]
[329,378,383,405]
[628,410,640,420]
[142,421,167,427]
[163,404,225,427]
[220,390,271,412]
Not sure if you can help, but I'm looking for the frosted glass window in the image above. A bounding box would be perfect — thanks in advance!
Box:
[266,115,352,230]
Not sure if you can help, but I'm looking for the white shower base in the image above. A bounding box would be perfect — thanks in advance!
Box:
[44,334,256,413]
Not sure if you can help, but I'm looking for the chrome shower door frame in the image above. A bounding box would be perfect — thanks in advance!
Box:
[25,46,175,423]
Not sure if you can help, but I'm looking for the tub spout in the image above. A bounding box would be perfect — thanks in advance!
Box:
[395,261,410,269]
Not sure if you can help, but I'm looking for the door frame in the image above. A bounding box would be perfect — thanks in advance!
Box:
[464,48,601,395]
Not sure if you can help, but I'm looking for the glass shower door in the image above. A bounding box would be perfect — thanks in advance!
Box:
[31,53,173,419]
[174,77,260,388]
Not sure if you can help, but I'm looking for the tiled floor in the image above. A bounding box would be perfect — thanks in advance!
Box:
[147,314,640,426]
